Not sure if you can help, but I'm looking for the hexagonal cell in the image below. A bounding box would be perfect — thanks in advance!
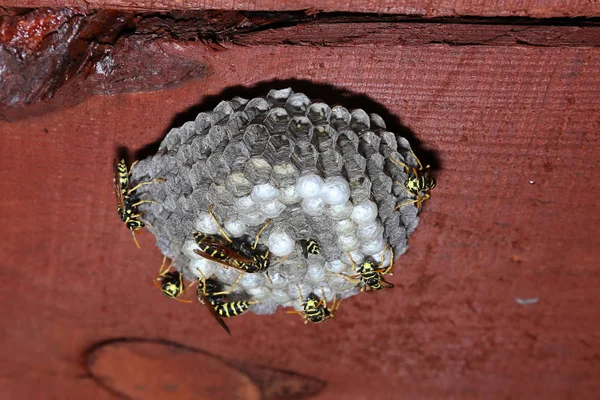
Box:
[263,134,294,166]
[193,112,213,136]
[212,101,234,124]
[227,111,250,133]
[230,96,249,111]
[290,141,318,173]
[350,109,370,132]
[272,162,299,187]
[205,153,231,182]
[330,105,351,128]
[317,149,344,176]
[263,107,291,134]
[225,172,253,197]
[307,102,332,125]
[267,88,293,106]
[242,124,270,156]
[287,116,314,141]
[222,140,251,169]
[204,125,230,151]
[178,121,197,144]
[244,157,273,184]
[312,125,338,152]
[369,113,387,130]
[285,92,311,116]
[244,97,270,122]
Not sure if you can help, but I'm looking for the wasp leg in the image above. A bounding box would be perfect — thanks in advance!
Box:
[389,154,410,172]
[128,178,166,194]
[394,197,419,211]
[131,231,141,249]
[380,246,395,275]
[208,204,232,243]
[265,271,273,285]
[330,297,342,317]
[131,199,159,208]
[408,149,429,171]
[128,160,139,176]
[335,273,361,285]
[252,219,272,250]
[158,256,173,276]
[212,273,242,296]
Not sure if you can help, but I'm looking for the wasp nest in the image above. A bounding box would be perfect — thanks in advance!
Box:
[132,88,421,315]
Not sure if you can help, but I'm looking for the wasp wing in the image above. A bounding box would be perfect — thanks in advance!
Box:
[198,291,231,335]
[112,159,126,211]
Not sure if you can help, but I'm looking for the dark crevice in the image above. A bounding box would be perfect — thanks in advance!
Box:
[1,7,599,120]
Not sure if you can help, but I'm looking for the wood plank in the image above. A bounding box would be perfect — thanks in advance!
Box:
[1,0,600,17]
[2,8,599,121]
[2,43,599,399]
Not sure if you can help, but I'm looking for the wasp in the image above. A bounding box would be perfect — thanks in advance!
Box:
[389,150,435,210]
[287,285,342,324]
[113,159,165,248]
[153,256,192,303]
[193,204,271,274]
[339,246,395,292]
[195,269,258,335]
[299,238,321,258]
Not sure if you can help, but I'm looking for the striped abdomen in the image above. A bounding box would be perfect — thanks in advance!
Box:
[213,300,250,318]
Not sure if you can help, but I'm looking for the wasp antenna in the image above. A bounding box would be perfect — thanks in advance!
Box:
[132,232,141,249]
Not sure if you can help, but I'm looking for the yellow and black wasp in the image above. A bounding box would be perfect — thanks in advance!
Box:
[340,246,395,292]
[389,150,436,211]
[113,159,165,248]
[287,285,341,324]
[195,269,258,335]
[153,256,192,303]
[193,204,271,274]
[299,238,321,258]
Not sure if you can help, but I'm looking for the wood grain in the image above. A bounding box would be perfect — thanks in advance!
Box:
[1,0,599,17]
[1,42,599,399]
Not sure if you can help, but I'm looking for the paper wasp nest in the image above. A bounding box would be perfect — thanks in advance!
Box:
[132,88,420,314]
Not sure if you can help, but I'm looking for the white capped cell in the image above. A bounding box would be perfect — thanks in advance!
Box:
[350,201,378,225]
[267,229,295,257]
[194,211,218,234]
[238,210,267,226]
[337,234,360,252]
[234,195,257,213]
[279,185,302,204]
[326,259,346,273]
[189,258,217,279]
[334,218,356,235]
[267,272,288,288]
[341,250,365,267]
[239,273,265,289]
[182,239,203,259]
[321,176,351,206]
[325,201,354,221]
[361,237,386,255]
[246,286,271,300]
[301,197,325,216]
[271,289,292,304]
[307,264,326,281]
[259,199,286,218]
[223,219,247,238]
[295,173,324,199]
[251,183,280,202]
[215,267,242,285]
[373,246,394,267]
[356,221,384,241]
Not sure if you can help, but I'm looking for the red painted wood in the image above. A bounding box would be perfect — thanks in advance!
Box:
[1,0,599,17]
[2,43,600,399]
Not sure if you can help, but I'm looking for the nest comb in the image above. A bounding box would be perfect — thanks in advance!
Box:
[131,88,421,315]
